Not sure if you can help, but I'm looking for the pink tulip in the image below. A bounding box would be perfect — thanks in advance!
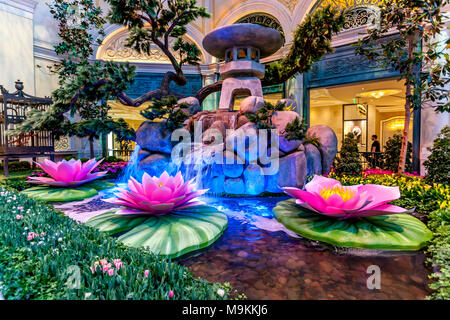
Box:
[114,259,122,270]
[283,175,412,219]
[104,171,208,216]
[28,158,107,187]
[144,270,150,278]
[107,269,114,276]
[16,215,23,220]
[169,290,174,299]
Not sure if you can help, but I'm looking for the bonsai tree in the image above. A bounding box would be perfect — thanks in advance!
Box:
[106,0,210,106]
[355,0,450,173]
[196,5,347,103]
[12,0,135,158]
[334,132,363,176]
[424,125,450,185]
[140,96,190,131]
[383,134,413,173]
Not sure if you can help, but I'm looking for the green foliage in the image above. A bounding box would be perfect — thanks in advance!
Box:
[0,161,31,173]
[107,0,209,87]
[283,117,308,141]
[263,5,346,86]
[0,188,232,300]
[245,101,286,129]
[426,208,450,300]
[355,0,449,113]
[49,0,106,80]
[330,172,450,299]
[334,132,362,176]
[304,136,321,148]
[383,134,412,173]
[141,96,190,130]
[424,126,450,185]
[0,178,30,192]
[12,0,136,154]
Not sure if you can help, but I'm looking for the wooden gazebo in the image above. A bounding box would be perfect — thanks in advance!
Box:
[0,80,55,177]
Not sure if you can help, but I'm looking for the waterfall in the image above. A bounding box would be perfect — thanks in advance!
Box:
[118,142,224,196]
[117,145,145,183]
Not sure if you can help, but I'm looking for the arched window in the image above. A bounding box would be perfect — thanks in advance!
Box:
[314,0,383,30]
[235,13,284,37]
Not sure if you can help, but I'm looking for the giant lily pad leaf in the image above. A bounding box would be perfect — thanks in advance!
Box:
[84,180,116,191]
[21,185,98,202]
[86,210,147,234]
[86,205,228,258]
[273,199,433,250]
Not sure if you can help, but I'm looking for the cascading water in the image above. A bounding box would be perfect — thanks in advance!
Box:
[117,142,214,192]
[117,145,146,183]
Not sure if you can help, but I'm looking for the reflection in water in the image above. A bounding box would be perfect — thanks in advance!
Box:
[179,196,431,300]
[61,192,431,300]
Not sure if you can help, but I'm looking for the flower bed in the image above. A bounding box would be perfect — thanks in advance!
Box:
[329,172,450,300]
[95,161,128,179]
[0,187,230,300]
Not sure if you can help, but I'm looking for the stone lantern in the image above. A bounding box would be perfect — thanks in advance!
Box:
[202,23,284,111]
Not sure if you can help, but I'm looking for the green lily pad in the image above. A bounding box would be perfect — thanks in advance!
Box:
[84,180,116,191]
[273,199,433,250]
[21,185,98,202]
[86,205,228,258]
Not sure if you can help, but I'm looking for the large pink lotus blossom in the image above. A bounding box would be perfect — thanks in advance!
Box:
[283,175,412,219]
[28,158,107,187]
[104,171,208,216]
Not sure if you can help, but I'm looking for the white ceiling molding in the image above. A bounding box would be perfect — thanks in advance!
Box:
[0,0,37,19]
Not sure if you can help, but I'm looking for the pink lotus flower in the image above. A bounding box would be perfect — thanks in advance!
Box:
[283,175,412,219]
[104,171,208,216]
[28,158,107,187]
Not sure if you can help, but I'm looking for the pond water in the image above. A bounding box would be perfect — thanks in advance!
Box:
[56,192,431,300]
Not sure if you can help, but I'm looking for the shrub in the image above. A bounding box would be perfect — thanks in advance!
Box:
[0,161,31,173]
[330,171,449,215]
[383,134,412,172]
[95,161,128,179]
[426,208,450,300]
[424,125,450,185]
[334,132,362,176]
[0,188,231,300]
[330,172,450,299]
[0,178,30,191]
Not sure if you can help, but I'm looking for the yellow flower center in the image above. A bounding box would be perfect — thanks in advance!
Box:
[320,186,354,202]
[157,182,164,187]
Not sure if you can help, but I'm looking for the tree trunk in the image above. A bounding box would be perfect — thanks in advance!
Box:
[195,80,223,105]
[398,84,411,174]
[89,138,95,159]
[117,71,187,107]
[398,34,416,174]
